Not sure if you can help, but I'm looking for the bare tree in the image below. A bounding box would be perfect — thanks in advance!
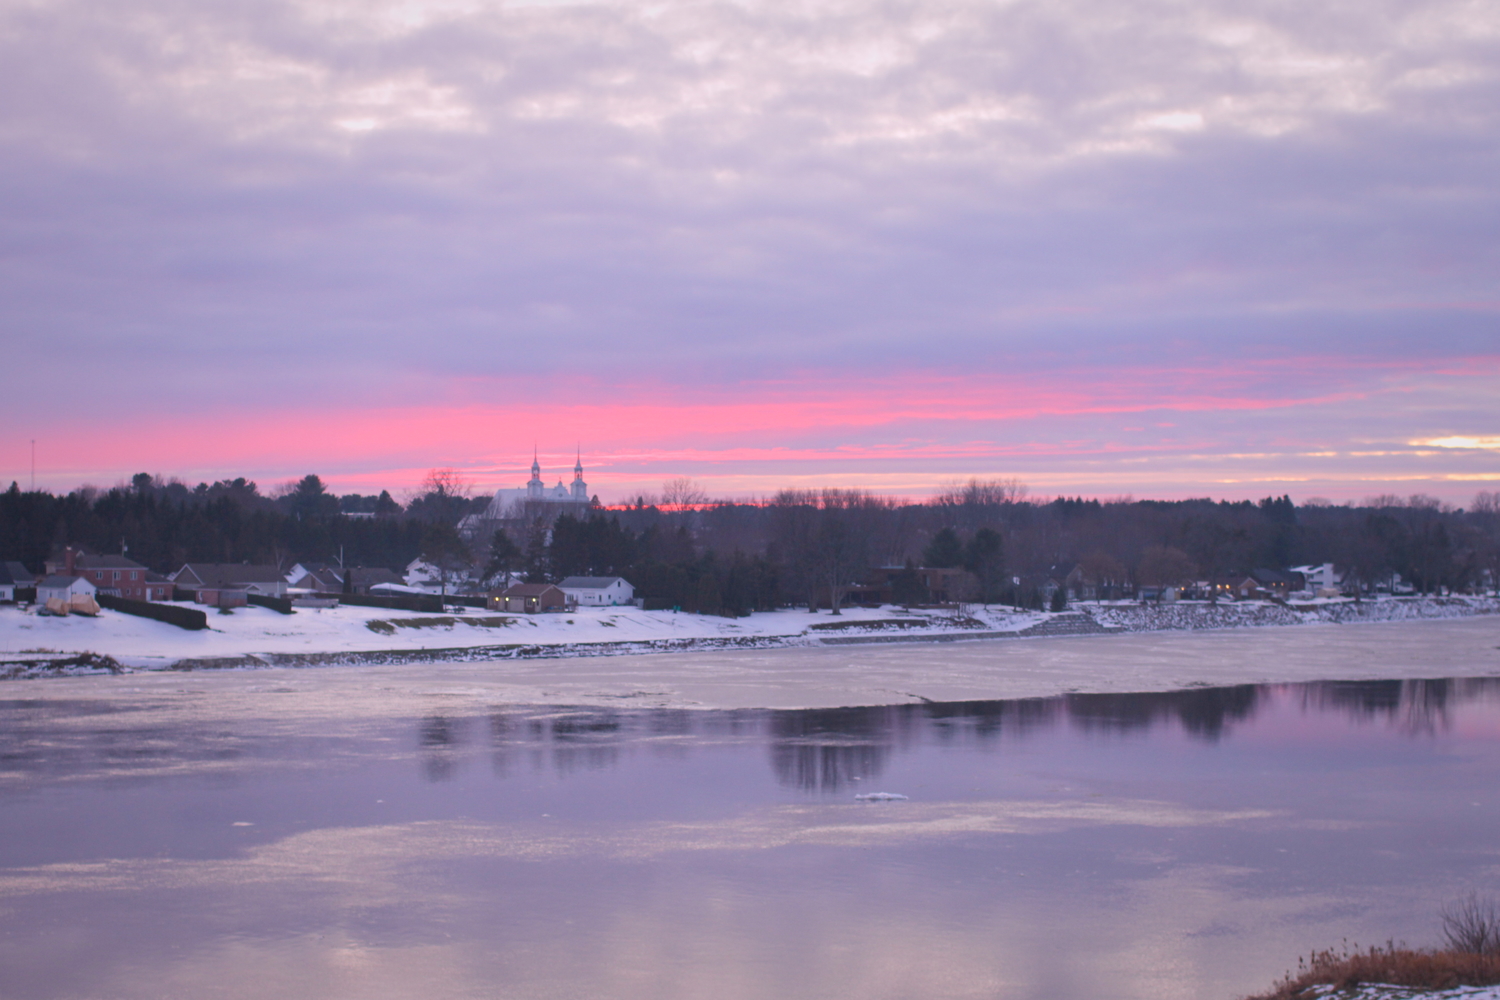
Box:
[769,490,822,611]
[815,489,885,615]
[408,468,474,524]
[1441,893,1500,954]
[934,477,1028,507]
[661,477,708,508]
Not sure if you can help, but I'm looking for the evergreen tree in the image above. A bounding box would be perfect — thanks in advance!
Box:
[963,528,1004,603]
[923,527,963,568]
[484,530,521,586]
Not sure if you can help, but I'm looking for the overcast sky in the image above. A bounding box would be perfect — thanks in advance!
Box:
[2,0,1497,501]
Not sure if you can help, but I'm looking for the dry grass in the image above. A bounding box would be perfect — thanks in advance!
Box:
[1245,942,1500,999]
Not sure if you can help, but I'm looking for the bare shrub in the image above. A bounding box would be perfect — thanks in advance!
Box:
[1243,941,1500,1000]
[1442,893,1500,955]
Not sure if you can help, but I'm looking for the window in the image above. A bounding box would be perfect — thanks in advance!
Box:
[113,571,121,581]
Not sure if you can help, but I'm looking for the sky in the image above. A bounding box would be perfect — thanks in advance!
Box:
[2,0,1497,504]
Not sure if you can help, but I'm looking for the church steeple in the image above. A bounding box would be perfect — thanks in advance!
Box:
[527,446,543,499]
[571,446,588,501]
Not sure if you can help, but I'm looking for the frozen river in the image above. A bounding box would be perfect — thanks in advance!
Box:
[5,641,1500,998]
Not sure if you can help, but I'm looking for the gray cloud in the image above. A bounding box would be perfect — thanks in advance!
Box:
[1,0,1497,413]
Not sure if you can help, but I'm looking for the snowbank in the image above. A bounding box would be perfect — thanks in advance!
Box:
[1298,986,1500,999]
[0,594,1495,676]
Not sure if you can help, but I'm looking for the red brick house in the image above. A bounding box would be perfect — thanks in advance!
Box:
[47,547,169,601]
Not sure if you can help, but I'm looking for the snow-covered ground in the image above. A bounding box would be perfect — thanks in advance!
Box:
[1,596,1496,675]
[1297,986,1500,999]
[0,602,1055,671]
[0,612,1496,713]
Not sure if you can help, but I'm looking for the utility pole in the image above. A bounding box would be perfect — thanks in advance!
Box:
[31,439,35,491]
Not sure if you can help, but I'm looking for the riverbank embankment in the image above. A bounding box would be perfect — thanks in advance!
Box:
[1,594,1496,679]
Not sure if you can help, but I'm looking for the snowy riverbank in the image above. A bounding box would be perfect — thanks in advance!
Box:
[1,595,1497,678]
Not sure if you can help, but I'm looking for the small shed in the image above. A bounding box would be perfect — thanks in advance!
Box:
[195,587,249,609]
[493,583,571,614]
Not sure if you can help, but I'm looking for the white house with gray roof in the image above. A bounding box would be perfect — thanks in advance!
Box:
[36,575,98,604]
[557,576,635,606]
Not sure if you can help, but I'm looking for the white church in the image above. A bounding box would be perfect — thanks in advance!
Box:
[480,450,595,520]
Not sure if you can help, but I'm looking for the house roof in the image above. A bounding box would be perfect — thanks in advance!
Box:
[500,583,564,597]
[1251,569,1294,585]
[293,570,344,591]
[38,574,93,589]
[74,554,147,570]
[558,576,629,589]
[0,562,34,586]
[177,563,287,585]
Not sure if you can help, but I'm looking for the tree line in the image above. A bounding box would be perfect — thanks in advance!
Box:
[4,472,1498,613]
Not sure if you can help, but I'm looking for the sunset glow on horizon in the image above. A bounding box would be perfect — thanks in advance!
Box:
[9,353,1498,503]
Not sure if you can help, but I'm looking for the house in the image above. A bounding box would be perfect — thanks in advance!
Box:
[0,561,29,602]
[403,558,470,594]
[558,576,635,607]
[285,563,344,592]
[36,574,98,604]
[914,567,977,604]
[1250,569,1296,599]
[1290,563,1340,594]
[1043,563,1077,601]
[491,583,571,613]
[47,547,168,601]
[1211,576,1263,600]
[173,563,289,598]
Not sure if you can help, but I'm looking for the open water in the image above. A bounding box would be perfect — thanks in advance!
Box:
[4,677,1500,999]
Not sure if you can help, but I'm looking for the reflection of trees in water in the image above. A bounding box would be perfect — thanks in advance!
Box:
[770,741,889,791]
[1299,678,1500,735]
[767,706,906,791]
[510,710,625,776]
[1066,686,1262,742]
[922,698,1062,742]
[418,714,465,781]
[416,677,1500,787]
